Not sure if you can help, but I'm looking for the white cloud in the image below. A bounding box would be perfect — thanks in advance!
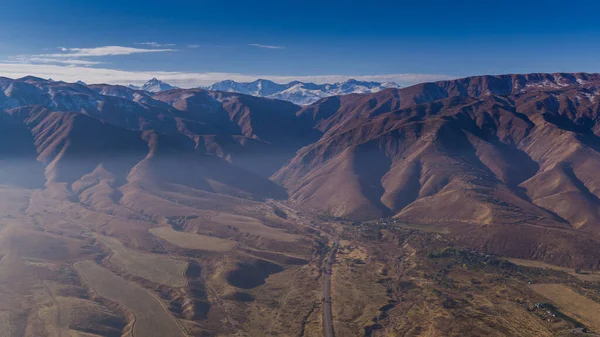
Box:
[38,46,176,58]
[10,45,177,68]
[247,44,285,50]
[187,44,200,48]
[135,42,176,48]
[15,57,104,66]
[0,63,455,87]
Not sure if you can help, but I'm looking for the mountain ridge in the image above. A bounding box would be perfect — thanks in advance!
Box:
[123,78,400,105]
[3,72,600,267]
[206,78,401,105]
[127,78,178,92]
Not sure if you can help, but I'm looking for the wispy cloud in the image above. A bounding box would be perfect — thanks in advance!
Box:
[187,44,200,48]
[13,57,105,66]
[247,43,285,50]
[38,46,176,58]
[0,63,454,87]
[9,46,177,68]
[135,42,176,48]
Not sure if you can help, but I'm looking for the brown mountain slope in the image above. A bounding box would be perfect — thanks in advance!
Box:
[277,73,600,222]
[152,89,321,175]
[296,72,600,134]
[2,77,319,178]
[4,73,600,267]
[0,105,287,205]
[274,73,600,266]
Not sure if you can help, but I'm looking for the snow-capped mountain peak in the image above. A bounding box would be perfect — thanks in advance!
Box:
[206,79,400,105]
[126,78,178,93]
[141,78,177,92]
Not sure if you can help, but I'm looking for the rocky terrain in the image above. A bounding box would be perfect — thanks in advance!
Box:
[2,72,600,336]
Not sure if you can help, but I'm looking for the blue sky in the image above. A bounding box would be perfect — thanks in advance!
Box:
[1,0,599,87]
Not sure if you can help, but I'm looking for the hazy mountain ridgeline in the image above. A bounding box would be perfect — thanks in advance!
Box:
[123,78,400,105]
[206,78,401,105]
[3,73,600,266]
[0,76,304,204]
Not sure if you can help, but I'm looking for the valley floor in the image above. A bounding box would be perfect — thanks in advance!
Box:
[1,185,600,337]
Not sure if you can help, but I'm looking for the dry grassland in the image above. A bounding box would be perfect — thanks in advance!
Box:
[530,283,600,332]
[509,258,600,282]
[96,235,187,287]
[55,296,127,337]
[0,312,10,337]
[394,222,451,234]
[74,261,186,337]
[332,242,389,336]
[0,226,92,262]
[150,226,236,251]
[233,264,322,337]
[197,211,299,242]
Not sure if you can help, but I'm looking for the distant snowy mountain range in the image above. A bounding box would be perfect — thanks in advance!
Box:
[124,78,400,105]
[206,79,400,105]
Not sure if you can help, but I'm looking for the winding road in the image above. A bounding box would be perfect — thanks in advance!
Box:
[322,239,339,337]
